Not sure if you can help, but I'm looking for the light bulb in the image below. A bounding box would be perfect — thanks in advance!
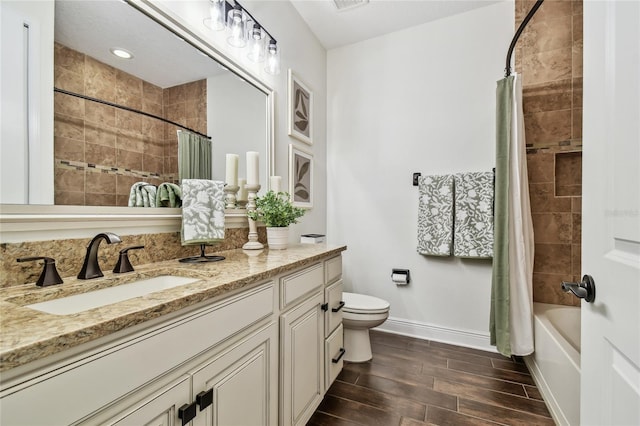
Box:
[247,24,265,62]
[265,40,280,75]
[226,5,246,48]
[204,0,225,31]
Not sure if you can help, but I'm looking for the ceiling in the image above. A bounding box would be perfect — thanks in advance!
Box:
[55,0,227,88]
[290,0,502,50]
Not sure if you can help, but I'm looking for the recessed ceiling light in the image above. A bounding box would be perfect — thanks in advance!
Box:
[110,48,133,59]
[333,0,369,12]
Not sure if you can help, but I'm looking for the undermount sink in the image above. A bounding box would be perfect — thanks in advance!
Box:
[26,275,201,315]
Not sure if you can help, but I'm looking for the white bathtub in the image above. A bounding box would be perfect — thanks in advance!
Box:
[524,302,581,426]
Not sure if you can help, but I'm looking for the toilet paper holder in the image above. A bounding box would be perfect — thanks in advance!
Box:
[391,268,410,285]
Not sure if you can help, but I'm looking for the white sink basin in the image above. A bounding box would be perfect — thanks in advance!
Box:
[26,275,200,315]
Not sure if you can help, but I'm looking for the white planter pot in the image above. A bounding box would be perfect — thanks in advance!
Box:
[266,226,289,249]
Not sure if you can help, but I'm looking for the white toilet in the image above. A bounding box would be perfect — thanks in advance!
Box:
[341,292,390,362]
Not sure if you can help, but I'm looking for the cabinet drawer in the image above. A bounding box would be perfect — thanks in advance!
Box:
[325,324,344,389]
[280,263,323,309]
[324,255,342,285]
[324,279,343,338]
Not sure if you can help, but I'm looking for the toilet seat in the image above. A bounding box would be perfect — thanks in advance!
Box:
[342,292,390,314]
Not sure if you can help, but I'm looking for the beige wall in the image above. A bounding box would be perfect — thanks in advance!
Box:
[53,43,206,207]
[515,0,583,306]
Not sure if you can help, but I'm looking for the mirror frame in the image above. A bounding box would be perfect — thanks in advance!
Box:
[0,0,275,243]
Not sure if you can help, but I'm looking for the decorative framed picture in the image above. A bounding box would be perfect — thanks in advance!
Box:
[289,144,313,208]
[288,69,313,145]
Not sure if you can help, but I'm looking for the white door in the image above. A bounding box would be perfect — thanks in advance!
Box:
[582,1,640,425]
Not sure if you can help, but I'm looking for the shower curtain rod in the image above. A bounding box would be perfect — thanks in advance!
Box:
[505,0,544,77]
[54,87,212,140]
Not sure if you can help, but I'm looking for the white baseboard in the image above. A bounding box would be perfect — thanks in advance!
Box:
[375,316,498,353]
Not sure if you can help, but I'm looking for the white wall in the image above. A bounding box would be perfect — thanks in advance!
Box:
[160,0,327,242]
[327,1,514,349]
[0,1,54,205]
[207,73,268,188]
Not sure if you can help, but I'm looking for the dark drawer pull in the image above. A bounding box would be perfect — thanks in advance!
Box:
[332,347,346,363]
[178,402,197,425]
[331,301,345,312]
[321,303,329,312]
[196,389,213,411]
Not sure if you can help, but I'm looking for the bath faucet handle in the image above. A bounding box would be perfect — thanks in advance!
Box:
[113,245,144,274]
[561,274,596,303]
[17,256,64,287]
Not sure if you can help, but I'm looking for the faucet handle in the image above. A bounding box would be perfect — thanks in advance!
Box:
[113,246,144,274]
[17,257,64,287]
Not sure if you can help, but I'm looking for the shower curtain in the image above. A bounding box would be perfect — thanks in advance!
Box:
[490,73,535,357]
[178,130,212,182]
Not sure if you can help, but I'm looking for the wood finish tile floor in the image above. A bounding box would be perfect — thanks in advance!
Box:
[307,330,554,426]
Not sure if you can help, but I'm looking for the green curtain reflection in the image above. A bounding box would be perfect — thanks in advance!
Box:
[178,130,212,181]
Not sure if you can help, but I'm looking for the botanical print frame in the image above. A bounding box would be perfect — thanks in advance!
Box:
[289,144,313,208]
[288,69,313,145]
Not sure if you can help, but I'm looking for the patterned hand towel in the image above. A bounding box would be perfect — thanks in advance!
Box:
[417,175,454,256]
[181,179,225,245]
[453,171,494,258]
[158,183,182,207]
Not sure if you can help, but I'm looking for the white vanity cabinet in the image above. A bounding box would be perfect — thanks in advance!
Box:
[0,282,276,426]
[279,255,344,426]
[0,248,346,426]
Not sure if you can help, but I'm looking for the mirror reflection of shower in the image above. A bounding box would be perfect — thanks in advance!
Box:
[0,0,269,207]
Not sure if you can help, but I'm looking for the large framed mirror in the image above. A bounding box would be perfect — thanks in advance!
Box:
[0,0,274,239]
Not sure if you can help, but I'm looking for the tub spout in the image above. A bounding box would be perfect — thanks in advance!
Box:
[561,275,596,303]
[561,282,588,298]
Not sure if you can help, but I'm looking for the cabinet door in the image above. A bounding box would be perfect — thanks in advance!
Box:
[76,375,192,426]
[191,323,278,426]
[110,376,192,426]
[324,279,343,338]
[325,324,345,389]
[280,292,324,426]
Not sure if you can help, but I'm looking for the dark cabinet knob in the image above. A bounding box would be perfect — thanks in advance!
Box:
[178,402,196,426]
[196,389,213,411]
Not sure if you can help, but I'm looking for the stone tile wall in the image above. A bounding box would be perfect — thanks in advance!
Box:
[53,43,206,207]
[0,228,267,288]
[515,0,583,306]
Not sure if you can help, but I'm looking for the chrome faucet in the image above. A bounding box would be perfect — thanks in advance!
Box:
[77,232,122,279]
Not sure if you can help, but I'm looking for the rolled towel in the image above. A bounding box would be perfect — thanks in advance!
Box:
[181,179,225,245]
[453,171,494,258]
[141,184,157,207]
[128,182,150,207]
[157,182,183,207]
[417,174,454,256]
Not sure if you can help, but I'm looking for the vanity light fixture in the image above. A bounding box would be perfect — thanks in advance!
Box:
[109,47,133,59]
[204,0,280,74]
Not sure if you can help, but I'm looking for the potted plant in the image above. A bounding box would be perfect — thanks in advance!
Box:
[246,191,306,249]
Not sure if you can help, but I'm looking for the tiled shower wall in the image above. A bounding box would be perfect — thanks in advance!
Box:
[515,0,583,306]
[53,43,206,207]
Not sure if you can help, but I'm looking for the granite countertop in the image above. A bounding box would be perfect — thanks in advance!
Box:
[0,244,346,373]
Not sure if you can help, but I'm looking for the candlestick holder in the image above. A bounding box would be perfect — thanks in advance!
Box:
[243,184,264,250]
[223,185,239,209]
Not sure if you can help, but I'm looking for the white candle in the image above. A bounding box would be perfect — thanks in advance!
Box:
[237,178,248,201]
[246,151,259,185]
[270,175,282,193]
[225,154,239,187]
